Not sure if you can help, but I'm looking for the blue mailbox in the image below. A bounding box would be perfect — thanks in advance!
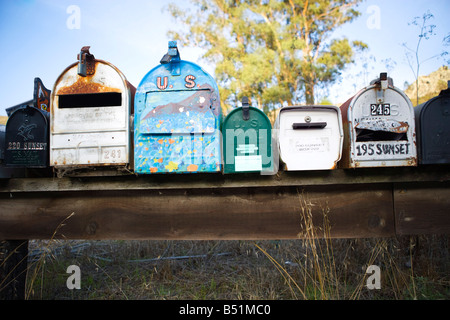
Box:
[134,41,222,173]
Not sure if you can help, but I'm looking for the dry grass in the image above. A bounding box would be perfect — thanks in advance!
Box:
[20,235,449,300]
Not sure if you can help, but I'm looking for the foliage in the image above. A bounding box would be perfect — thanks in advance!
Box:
[166,0,367,114]
[402,10,449,106]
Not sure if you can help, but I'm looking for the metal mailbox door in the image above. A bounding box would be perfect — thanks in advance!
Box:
[5,105,49,167]
[274,105,343,170]
[0,124,27,179]
[0,125,5,162]
[222,97,274,174]
[415,81,450,164]
[339,73,417,168]
[50,46,134,169]
[134,41,222,174]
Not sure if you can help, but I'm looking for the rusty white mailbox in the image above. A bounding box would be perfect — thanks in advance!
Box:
[415,81,450,164]
[339,73,417,168]
[273,105,343,170]
[50,46,135,174]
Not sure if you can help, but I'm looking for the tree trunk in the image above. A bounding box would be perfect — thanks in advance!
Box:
[305,80,315,105]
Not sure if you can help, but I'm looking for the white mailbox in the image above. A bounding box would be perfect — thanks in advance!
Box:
[339,73,417,168]
[50,46,135,175]
[274,105,343,170]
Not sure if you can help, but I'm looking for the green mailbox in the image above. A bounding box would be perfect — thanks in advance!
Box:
[222,97,275,174]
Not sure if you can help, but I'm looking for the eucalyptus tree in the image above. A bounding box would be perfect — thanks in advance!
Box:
[167,0,367,114]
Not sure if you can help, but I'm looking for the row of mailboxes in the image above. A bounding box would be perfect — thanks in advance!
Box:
[220,72,448,171]
[1,43,448,174]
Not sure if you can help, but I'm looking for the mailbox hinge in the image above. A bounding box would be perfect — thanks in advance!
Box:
[77,46,96,77]
[160,41,181,76]
[242,96,250,121]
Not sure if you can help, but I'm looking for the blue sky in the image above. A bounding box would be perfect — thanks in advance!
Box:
[0,0,449,115]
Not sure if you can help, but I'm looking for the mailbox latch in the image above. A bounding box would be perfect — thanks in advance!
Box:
[242,97,250,121]
[160,41,181,76]
[372,72,393,104]
[77,46,95,77]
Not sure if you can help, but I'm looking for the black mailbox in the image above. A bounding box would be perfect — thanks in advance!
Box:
[5,105,49,167]
[415,81,450,164]
[4,77,51,168]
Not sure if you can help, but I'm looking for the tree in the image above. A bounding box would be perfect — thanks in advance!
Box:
[166,0,367,113]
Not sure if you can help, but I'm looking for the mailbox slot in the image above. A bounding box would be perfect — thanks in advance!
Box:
[292,122,327,129]
[58,92,122,108]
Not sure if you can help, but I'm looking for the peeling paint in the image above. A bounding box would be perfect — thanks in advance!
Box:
[355,119,409,134]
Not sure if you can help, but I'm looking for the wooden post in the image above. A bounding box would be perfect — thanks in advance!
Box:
[0,240,28,300]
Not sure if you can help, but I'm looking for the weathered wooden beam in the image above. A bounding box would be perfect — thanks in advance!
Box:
[0,184,394,240]
[0,165,449,193]
[394,181,450,235]
[0,166,448,240]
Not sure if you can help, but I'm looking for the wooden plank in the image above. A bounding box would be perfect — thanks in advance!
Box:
[394,181,450,235]
[0,184,394,240]
[1,165,450,193]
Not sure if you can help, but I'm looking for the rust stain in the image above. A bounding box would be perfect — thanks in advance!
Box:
[57,62,121,95]
[57,79,121,95]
